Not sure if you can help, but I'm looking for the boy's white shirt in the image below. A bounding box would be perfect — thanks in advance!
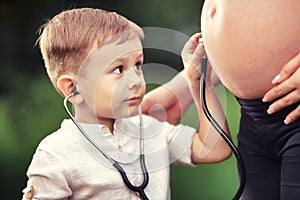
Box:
[22,114,195,200]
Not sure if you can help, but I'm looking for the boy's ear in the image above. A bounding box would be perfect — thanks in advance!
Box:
[57,75,83,104]
[57,74,76,97]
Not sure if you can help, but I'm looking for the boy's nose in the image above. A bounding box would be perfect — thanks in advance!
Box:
[127,68,144,90]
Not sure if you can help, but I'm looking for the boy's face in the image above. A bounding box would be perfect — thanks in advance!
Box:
[77,37,145,121]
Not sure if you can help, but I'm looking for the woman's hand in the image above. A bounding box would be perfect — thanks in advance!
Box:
[263,52,300,124]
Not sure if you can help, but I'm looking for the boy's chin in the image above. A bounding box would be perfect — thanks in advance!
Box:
[113,106,140,118]
[126,107,140,117]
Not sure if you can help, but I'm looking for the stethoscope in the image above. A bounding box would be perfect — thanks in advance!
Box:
[63,51,246,199]
[200,51,246,200]
[63,89,149,200]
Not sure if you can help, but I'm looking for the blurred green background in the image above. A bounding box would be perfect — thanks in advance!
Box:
[0,0,241,199]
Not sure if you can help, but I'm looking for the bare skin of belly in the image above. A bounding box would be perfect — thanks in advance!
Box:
[201,0,300,99]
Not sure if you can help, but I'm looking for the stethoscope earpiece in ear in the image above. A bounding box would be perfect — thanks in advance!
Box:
[72,86,80,96]
[68,85,83,104]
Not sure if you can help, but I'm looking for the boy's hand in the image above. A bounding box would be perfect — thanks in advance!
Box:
[263,52,300,124]
[181,33,219,85]
[181,33,205,81]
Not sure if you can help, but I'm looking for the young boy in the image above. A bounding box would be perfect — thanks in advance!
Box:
[22,8,231,199]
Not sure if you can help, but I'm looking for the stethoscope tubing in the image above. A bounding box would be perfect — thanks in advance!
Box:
[63,93,149,200]
[200,53,246,200]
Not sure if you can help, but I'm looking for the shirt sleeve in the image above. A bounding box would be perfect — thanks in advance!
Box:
[166,123,196,167]
[22,149,72,200]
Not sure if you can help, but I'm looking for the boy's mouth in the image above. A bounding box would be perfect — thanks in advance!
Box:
[127,96,142,105]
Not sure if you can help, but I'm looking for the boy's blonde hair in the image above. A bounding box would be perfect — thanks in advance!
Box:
[37,8,144,93]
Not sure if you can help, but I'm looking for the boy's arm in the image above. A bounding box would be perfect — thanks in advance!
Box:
[141,70,193,125]
[182,33,231,163]
[22,150,71,199]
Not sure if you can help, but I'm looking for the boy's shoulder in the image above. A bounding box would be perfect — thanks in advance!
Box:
[36,119,80,152]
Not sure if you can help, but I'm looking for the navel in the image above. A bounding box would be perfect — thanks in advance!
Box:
[209,6,217,18]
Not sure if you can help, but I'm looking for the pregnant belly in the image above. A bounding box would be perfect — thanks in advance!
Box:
[201,0,300,99]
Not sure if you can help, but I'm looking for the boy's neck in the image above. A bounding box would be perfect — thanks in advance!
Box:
[98,118,115,134]
[75,115,115,135]
[74,105,115,134]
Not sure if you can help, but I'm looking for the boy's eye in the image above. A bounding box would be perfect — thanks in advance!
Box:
[134,62,142,71]
[113,66,123,74]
